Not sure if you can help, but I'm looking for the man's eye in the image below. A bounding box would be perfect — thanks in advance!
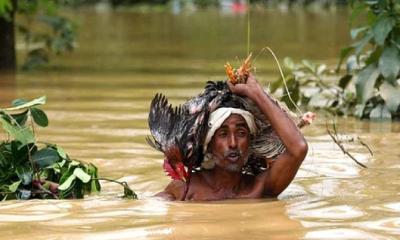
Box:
[237,130,248,137]
[218,131,227,137]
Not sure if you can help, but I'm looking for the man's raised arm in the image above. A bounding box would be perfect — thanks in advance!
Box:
[228,74,308,197]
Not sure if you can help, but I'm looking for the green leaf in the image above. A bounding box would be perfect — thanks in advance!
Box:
[0,150,7,167]
[11,99,28,107]
[123,184,137,200]
[301,59,316,73]
[88,164,100,192]
[0,118,35,146]
[30,107,48,127]
[16,166,32,185]
[56,146,67,159]
[69,160,81,167]
[380,82,400,113]
[352,30,373,55]
[316,64,327,75]
[270,77,284,93]
[283,57,295,70]
[8,180,21,193]
[58,167,74,186]
[355,104,366,118]
[308,90,336,108]
[355,64,380,104]
[378,44,400,84]
[3,96,46,111]
[91,179,101,193]
[372,16,396,46]
[10,110,29,126]
[351,26,369,39]
[365,47,383,65]
[73,168,91,183]
[393,33,400,50]
[32,148,60,168]
[369,104,392,120]
[16,189,31,200]
[336,47,355,72]
[58,174,76,191]
[338,74,353,89]
[49,159,65,173]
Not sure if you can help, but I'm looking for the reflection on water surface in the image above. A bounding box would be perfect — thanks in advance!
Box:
[0,7,399,240]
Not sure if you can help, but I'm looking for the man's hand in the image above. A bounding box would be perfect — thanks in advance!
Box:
[227,74,264,101]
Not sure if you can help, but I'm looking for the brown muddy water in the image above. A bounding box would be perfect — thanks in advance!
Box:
[0,7,399,240]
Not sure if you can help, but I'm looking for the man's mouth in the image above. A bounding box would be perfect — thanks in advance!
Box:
[225,151,241,162]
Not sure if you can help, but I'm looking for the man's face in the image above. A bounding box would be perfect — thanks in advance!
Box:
[208,114,250,172]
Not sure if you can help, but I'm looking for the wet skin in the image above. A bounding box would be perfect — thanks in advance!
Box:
[156,74,308,201]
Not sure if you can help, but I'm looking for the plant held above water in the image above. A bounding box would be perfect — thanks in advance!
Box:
[0,96,137,200]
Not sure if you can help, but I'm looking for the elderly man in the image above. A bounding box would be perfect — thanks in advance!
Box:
[151,74,308,201]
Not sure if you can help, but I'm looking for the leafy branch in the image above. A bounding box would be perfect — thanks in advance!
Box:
[0,96,137,200]
[94,178,137,199]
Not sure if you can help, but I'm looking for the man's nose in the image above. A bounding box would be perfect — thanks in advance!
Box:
[228,134,238,149]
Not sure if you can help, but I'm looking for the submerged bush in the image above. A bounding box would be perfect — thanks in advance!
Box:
[273,0,400,120]
[0,96,137,200]
[271,57,358,117]
[337,0,400,120]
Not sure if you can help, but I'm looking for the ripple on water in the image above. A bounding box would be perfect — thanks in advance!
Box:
[301,162,361,178]
[371,202,400,213]
[299,142,367,179]
[355,218,400,235]
[0,201,72,222]
[289,204,365,221]
[304,228,390,240]
[307,178,368,199]
[75,226,173,240]
[0,212,69,222]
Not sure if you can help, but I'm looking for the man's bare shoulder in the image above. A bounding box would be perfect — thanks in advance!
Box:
[155,180,186,200]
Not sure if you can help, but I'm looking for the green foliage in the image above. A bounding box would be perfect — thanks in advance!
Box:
[276,1,400,120]
[271,57,357,116]
[17,1,76,70]
[0,0,12,19]
[0,0,76,70]
[0,96,137,200]
[337,0,400,119]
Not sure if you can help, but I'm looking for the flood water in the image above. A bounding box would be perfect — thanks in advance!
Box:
[0,7,399,239]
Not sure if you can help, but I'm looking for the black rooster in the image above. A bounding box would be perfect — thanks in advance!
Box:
[147,81,231,182]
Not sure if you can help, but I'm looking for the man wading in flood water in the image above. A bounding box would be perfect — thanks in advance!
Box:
[147,73,313,201]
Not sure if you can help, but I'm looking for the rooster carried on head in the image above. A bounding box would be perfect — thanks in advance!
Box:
[146,82,231,184]
[147,55,253,184]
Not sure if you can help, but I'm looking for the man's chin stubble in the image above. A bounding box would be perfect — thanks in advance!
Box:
[224,163,242,172]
